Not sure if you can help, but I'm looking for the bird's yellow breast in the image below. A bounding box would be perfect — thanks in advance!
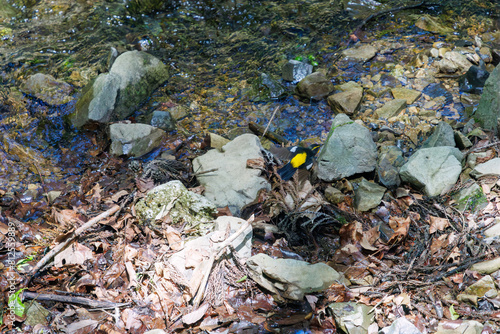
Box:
[290,152,307,168]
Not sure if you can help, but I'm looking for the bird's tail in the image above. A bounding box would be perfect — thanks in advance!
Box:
[277,163,296,181]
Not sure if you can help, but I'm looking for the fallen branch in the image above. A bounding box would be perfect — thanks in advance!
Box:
[261,106,280,139]
[23,291,129,309]
[192,219,251,307]
[248,121,289,145]
[30,205,120,278]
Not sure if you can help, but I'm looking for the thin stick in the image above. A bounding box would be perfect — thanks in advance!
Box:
[30,205,120,277]
[23,291,129,309]
[261,106,280,139]
[192,220,251,307]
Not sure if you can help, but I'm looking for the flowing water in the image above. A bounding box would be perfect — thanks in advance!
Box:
[0,0,498,206]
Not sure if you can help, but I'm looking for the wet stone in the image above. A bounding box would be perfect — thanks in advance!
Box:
[295,72,334,101]
[341,44,378,62]
[391,87,421,104]
[374,99,407,119]
[150,110,176,131]
[21,73,74,106]
[282,59,313,82]
[414,14,453,34]
[422,121,456,148]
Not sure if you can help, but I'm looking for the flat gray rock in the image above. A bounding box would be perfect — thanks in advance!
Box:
[317,114,377,181]
[109,122,166,157]
[247,253,342,300]
[470,158,500,178]
[192,134,270,216]
[400,147,463,196]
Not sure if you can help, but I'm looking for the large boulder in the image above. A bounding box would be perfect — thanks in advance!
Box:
[317,114,377,181]
[192,134,270,216]
[71,50,169,127]
[400,147,463,196]
[474,64,500,132]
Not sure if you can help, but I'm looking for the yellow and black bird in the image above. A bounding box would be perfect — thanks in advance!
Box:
[272,144,321,181]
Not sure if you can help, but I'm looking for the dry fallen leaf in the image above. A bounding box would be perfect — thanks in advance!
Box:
[166,226,184,251]
[54,243,93,267]
[182,303,209,325]
[429,215,450,234]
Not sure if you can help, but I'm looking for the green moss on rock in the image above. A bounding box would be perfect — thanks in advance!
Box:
[135,180,217,236]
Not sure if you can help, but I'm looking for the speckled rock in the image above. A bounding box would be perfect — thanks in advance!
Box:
[135,180,217,235]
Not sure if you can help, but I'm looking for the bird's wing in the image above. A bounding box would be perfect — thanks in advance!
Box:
[269,146,294,161]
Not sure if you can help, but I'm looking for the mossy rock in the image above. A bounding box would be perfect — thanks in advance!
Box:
[135,180,217,236]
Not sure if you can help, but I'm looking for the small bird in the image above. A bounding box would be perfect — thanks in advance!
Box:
[272,144,321,181]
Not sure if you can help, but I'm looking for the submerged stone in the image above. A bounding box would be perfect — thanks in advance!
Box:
[21,73,74,106]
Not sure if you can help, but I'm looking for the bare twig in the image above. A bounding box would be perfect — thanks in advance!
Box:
[23,291,129,309]
[261,106,280,139]
[30,205,120,278]
[192,219,251,307]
